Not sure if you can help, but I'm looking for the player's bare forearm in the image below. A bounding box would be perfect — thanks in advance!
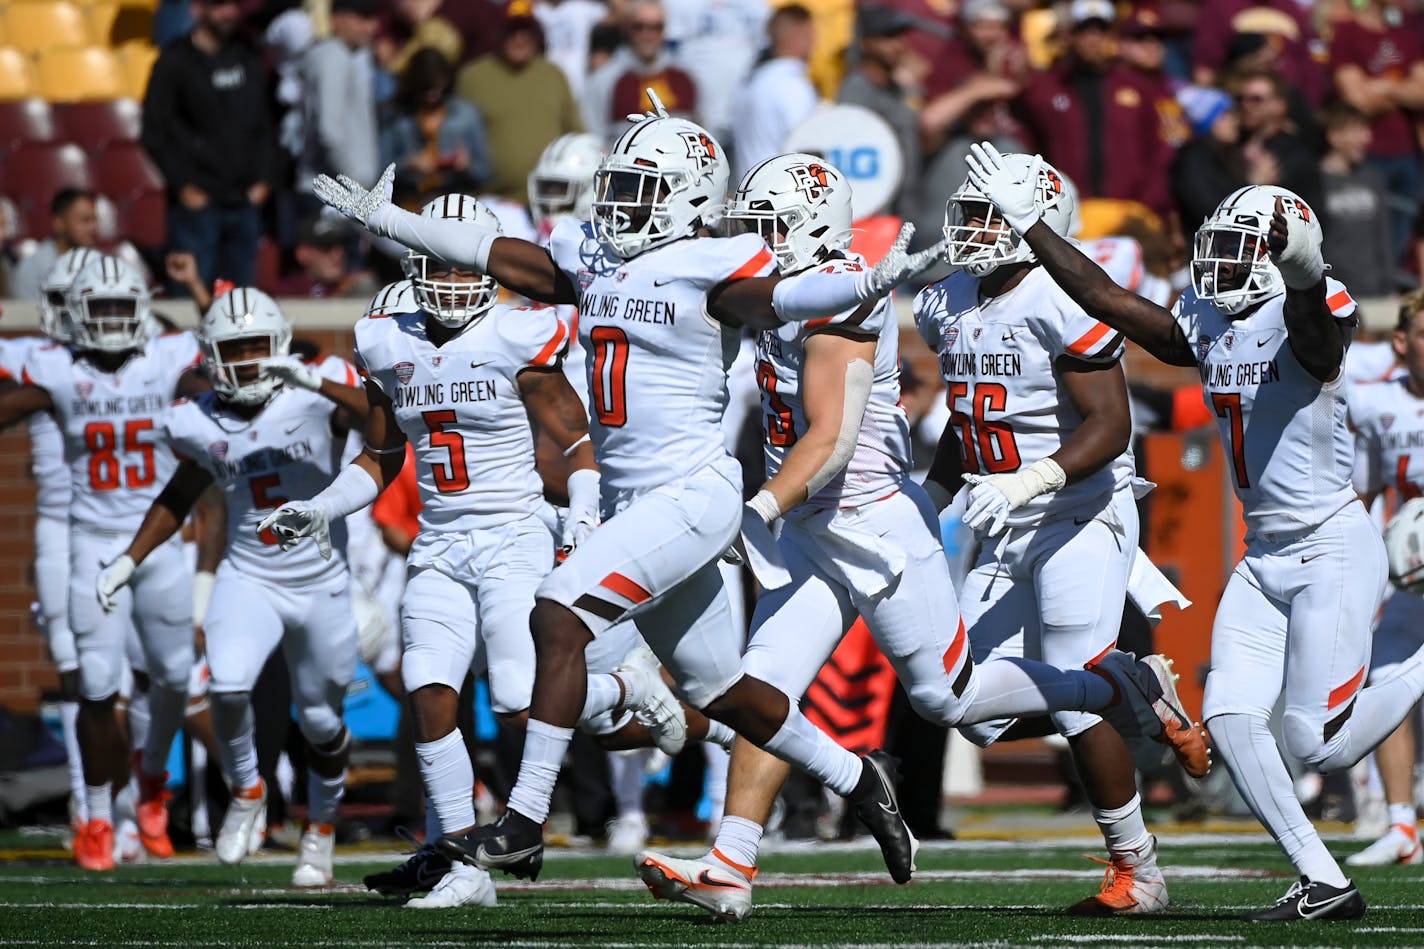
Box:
[1281,279,1346,383]
[489,239,579,305]
[927,416,966,492]
[128,462,215,564]
[318,379,371,425]
[0,385,54,429]
[519,367,593,460]
[176,367,211,397]
[193,482,226,572]
[1053,358,1132,484]
[1022,220,1196,367]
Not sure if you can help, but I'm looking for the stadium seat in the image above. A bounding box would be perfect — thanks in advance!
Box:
[1,3,91,54]
[55,98,141,155]
[94,192,120,243]
[0,98,54,155]
[117,43,157,101]
[95,140,163,200]
[37,47,125,102]
[0,48,36,100]
[117,187,164,247]
[3,141,94,238]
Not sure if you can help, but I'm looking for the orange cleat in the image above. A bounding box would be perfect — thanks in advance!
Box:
[136,767,175,859]
[74,819,116,871]
[1067,837,1168,916]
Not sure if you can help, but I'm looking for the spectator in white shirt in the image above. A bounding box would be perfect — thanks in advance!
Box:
[732,4,819,181]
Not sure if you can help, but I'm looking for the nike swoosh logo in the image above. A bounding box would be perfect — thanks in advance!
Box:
[878,799,900,817]
[1301,554,1320,563]
[474,843,541,865]
[1001,332,1017,341]
[1298,890,1353,915]
[1256,339,1271,347]
[284,423,303,435]
[653,279,675,287]
[470,360,493,370]
[696,870,744,889]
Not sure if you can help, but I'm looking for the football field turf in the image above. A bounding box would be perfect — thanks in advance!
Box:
[1,831,1421,948]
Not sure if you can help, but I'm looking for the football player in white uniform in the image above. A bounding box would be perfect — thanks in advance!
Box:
[263,195,713,908]
[966,142,1424,919]
[309,104,1045,888]
[632,154,1205,922]
[0,248,99,830]
[0,255,205,870]
[94,288,368,886]
[1345,288,1424,867]
[528,132,604,240]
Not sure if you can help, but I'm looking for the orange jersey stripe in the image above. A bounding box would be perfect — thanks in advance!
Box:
[1067,321,1112,356]
[729,247,774,281]
[600,571,652,604]
[533,320,568,366]
[1328,664,1366,711]
[942,618,968,674]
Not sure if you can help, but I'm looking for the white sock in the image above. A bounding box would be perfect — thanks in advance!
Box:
[1389,802,1416,830]
[703,742,728,824]
[61,701,86,820]
[608,749,648,817]
[126,686,150,757]
[579,674,624,725]
[762,706,862,797]
[140,684,188,776]
[963,659,1115,722]
[506,720,573,824]
[1210,712,1349,887]
[210,692,260,789]
[307,767,346,825]
[1092,792,1151,854]
[86,784,112,825]
[415,730,476,834]
[711,814,762,872]
[703,719,736,749]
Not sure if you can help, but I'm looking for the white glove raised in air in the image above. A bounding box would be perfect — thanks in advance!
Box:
[256,501,333,560]
[312,163,395,229]
[1266,195,1325,290]
[96,554,135,613]
[961,457,1067,537]
[964,141,1043,235]
[261,355,322,392]
[865,222,948,298]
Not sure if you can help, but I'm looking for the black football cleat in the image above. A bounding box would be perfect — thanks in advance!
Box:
[850,750,919,884]
[1243,877,1366,921]
[437,810,545,882]
[363,842,451,896]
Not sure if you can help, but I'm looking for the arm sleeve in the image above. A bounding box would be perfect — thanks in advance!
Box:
[796,260,888,341]
[367,202,502,271]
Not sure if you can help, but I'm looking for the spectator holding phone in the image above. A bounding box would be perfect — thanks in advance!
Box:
[381,48,493,208]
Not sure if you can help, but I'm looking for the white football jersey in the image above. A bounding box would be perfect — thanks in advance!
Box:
[1349,375,1424,502]
[163,386,349,587]
[355,305,567,532]
[1172,278,1359,536]
[0,336,71,519]
[1083,236,1173,307]
[914,266,1129,527]
[755,255,911,515]
[547,218,777,493]
[23,332,200,533]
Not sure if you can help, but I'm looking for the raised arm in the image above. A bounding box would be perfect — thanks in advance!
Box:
[258,356,371,428]
[1266,195,1347,384]
[965,142,1196,368]
[313,165,577,305]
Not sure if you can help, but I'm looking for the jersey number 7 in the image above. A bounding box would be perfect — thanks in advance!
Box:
[1211,392,1250,489]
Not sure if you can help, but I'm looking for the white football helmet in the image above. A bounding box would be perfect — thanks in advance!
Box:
[364,279,419,319]
[1385,497,1424,594]
[592,116,729,259]
[201,287,292,406]
[66,255,151,353]
[724,153,853,273]
[39,247,102,343]
[401,195,502,328]
[1192,185,1319,316]
[529,133,605,227]
[944,152,1076,277]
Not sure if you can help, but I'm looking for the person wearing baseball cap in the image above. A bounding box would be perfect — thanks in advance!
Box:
[838,5,921,218]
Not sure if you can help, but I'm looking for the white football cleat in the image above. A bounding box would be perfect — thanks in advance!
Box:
[114,818,145,864]
[406,863,498,908]
[1067,835,1169,916]
[1346,823,1422,866]
[292,823,336,887]
[216,782,267,866]
[636,848,755,923]
[606,813,649,855]
[616,646,687,755]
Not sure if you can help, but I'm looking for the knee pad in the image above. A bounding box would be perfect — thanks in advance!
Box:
[296,703,346,752]
[305,725,350,778]
[78,647,123,702]
[1282,708,1348,773]
[905,681,967,728]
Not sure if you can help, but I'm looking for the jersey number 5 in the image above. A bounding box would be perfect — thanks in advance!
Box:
[84,419,156,491]
[1211,392,1250,489]
[250,474,290,545]
[590,326,628,427]
[422,409,469,493]
[947,382,1020,473]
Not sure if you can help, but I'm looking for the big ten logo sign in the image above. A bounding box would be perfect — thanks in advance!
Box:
[785,104,904,220]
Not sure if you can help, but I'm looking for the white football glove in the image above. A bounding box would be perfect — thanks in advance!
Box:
[964,141,1043,234]
[256,501,333,559]
[559,508,598,556]
[865,222,948,297]
[962,478,1014,536]
[312,163,395,229]
[1266,195,1325,290]
[96,554,135,613]
[262,355,322,392]
[962,458,1067,536]
[559,468,600,557]
[723,491,791,589]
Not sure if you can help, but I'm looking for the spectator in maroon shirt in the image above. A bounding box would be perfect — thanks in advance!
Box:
[1329,0,1424,265]
[582,0,697,143]
[1117,8,1190,149]
[1230,67,1323,215]
[1191,0,1326,105]
[1014,0,1175,219]
[919,0,1023,160]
